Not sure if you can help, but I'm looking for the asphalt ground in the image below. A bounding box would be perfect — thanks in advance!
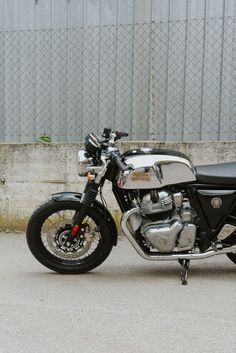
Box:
[0,232,235,353]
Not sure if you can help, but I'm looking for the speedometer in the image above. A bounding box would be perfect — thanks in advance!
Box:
[84,132,101,155]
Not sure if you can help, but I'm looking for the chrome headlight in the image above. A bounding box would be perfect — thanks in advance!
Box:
[77,150,93,176]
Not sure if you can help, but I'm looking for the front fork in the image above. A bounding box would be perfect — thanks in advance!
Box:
[68,155,108,242]
[68,181,100,241]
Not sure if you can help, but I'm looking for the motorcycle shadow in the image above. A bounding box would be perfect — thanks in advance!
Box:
[96,263,236,279]
[27,262,235,284]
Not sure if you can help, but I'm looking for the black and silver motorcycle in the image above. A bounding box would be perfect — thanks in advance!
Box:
[27,128,236,284]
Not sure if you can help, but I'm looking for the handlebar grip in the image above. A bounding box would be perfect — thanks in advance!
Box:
[115,131,129,141]
[118,131,129,137]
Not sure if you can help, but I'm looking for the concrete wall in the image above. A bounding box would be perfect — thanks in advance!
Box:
[0,141,236,231]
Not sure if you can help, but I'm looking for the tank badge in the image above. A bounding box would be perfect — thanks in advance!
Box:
[131,172,151,182]
[211,197,222,209]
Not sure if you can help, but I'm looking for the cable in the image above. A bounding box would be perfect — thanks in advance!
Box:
[99,185,108,229]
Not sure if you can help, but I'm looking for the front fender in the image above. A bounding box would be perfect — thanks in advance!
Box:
[52,192,118,246]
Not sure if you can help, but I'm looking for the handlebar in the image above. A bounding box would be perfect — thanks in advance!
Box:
[109,150,128,172]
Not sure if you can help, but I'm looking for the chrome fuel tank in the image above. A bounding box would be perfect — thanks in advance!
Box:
[116,150,196,189]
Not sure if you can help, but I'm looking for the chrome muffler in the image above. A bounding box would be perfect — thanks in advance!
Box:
[120,208,236,261]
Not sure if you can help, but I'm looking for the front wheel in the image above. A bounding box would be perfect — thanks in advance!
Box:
[26,200,113,273]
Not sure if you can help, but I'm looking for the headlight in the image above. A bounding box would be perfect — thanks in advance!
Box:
[77,150,93,176]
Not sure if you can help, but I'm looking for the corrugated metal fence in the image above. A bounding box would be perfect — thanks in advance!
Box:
[0,0,236,142]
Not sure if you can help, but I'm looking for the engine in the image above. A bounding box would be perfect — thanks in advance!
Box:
[130,189,196,252]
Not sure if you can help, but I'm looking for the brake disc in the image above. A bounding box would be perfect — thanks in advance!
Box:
[46,222,93,259]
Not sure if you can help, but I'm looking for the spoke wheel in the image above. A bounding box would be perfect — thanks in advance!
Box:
[26,200,113,273]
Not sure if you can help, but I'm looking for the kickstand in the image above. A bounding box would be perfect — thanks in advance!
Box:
[178,259,190,285]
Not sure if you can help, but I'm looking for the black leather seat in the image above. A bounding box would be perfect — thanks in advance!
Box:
[195,161,236,185]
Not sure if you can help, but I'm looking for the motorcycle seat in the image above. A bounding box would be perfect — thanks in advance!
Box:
[195,161,236,185]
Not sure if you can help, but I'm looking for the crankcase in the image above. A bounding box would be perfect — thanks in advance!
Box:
[142,218,183,252]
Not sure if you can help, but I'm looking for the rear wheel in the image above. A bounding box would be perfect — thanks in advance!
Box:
[26,200,113,273]
[227,253,236,264]
[225,233,236,264]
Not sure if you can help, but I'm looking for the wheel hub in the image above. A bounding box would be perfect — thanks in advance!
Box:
[55,224,89,252]
[46,220,95,259]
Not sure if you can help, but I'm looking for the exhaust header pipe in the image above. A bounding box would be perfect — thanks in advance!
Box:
[121,208,236,261]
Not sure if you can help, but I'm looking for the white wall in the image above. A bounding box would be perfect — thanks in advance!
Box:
[0,141,236,231]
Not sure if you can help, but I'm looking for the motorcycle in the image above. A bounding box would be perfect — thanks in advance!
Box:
[26,128,236,284]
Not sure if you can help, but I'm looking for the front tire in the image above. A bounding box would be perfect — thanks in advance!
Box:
[26,200,113,273]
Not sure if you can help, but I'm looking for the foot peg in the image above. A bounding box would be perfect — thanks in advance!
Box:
[178,259,190,285]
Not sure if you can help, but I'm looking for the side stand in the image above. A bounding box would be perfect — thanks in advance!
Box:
[178,259,190,285]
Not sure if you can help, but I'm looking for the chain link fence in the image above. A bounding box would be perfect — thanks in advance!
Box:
[0,17,235,143]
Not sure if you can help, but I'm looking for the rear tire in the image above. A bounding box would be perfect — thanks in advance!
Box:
[26,199,113,273]
[226,253,236,264]
[225,233,236,264]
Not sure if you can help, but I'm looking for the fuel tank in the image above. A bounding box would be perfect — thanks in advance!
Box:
[115,148,196,189]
